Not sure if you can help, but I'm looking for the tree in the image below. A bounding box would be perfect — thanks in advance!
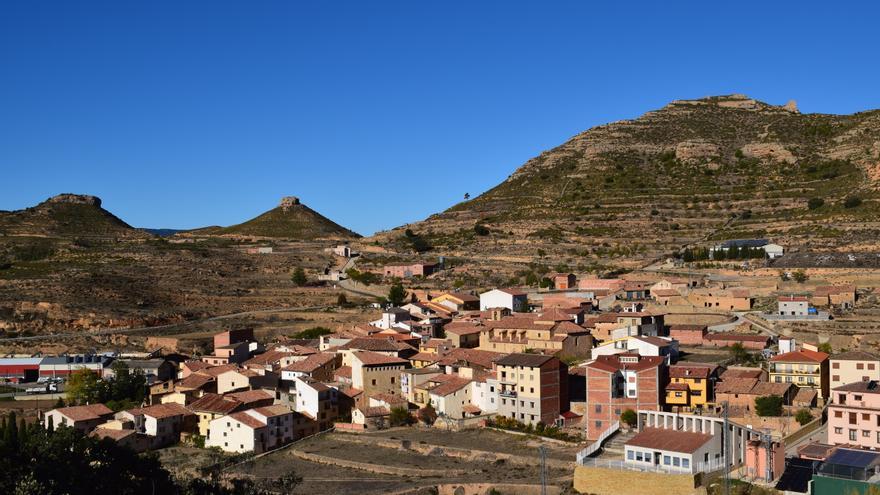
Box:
[291,267,307,286]
[729,342,753,365]
[755,395,784,417]
[807,197,824,210]
[778,270,790,282]
[336,293,348,307]
[464,192,470,200]
[387,282,407,307]
[792,270,808,283]
[389,406,413,427]
[107,361,146,411]
[795,409,813,426]
[620,409,637,428]
[417,404,437,425]
[292,327,332,339]
[66,369,107,405]
[536,249,546,258]
[818,342,833,354]
[473,224,490,236]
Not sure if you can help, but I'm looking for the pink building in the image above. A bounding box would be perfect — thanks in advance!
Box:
[744,438,786,482]
[383,263,437,278]
[827,380,880,449]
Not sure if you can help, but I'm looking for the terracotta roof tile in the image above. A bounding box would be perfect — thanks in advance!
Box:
[626,428,713,454]
[770,349,829,363]
[352,351,409,367]
[54,404,113,422]
[229,411,266,429]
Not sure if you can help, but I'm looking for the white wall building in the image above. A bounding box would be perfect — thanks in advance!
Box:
[205,405,294,454]
[479,289,528,312]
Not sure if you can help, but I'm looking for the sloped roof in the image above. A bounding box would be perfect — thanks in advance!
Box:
[770,349,829,363]
[428,377,472,397]
[188,393,240,414]
[281,352,337,373]
[229,411,266,429]
[443,322,483,336]
[831,351,879,362]
[339,338,416,353]
[669,364,716,379]
[436,348,506,369]
[586,354,665,373]
[833,380,880,394]
[54,404,113,422]
[626,428,713,454]
[352,351,409,366]
[244,350,293,367]
[225,389,274,404]
[495,353,555,368]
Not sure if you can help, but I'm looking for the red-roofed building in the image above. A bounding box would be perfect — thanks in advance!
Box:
[550,273,577,290]
[479,288,529,312]
[350,351,410,398]
[583,354,667,439]
[43,404,114,433]
[769,347,830,400]
[205,405,297,453]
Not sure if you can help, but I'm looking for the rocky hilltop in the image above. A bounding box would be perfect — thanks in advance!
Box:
[373,94,880,268]
[0,193,146,239]
[208,196,360,240]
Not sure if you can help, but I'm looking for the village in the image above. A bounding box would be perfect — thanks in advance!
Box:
[1,239,879,495]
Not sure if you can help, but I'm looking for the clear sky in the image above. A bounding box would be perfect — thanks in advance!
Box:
[2,1,879,235]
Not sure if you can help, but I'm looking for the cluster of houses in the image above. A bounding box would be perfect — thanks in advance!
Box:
[29,269,876,494]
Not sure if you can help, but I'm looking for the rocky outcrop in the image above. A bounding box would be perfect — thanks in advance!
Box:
[740,142,797,164]
[279,196,301,210]
[46,193,102,207]
[675,140,721,164]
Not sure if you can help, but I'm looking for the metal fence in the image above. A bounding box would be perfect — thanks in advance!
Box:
[579,456,729,475]
[576,421,619,464]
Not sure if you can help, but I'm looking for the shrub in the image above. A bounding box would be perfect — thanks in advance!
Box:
[795,409,813,426]
[755,395,783,417]
[290,267,307,286]
[473,224,490,236]
[792,270,808,283]
[417,404,437,425]
[620,409,637,427]
[389,406,414,427]
[844,196,863,208]
[807,198,824,210]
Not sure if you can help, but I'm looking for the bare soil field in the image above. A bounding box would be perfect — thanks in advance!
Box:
[222,429,576,494]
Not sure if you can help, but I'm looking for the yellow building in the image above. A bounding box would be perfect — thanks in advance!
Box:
[768,348,830,400]
[664,364,718,411]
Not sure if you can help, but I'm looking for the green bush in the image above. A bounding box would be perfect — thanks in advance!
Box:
[620,409,637,427]
[844,196,863,208]
[755,395,783,417]
[795,409,813,426]
[807,197,824,210]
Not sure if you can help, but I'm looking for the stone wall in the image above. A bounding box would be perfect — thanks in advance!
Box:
[573,466,705,495]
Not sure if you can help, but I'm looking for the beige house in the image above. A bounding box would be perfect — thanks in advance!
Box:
[495,353,564,425]
[43,404,114,433]
[829,351,880,390]
[479,312,591,357]
[205,405,295,454]
[350,351,410,398]
[216,368,277,395]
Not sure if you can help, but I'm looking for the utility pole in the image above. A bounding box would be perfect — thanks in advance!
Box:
[539,445,547,495]
[722,401,730,495]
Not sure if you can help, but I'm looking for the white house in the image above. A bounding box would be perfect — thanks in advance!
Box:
[479,289,528,312]
[116,403,193,449]
[205,405,295,454]
[281,375,339,430]
[763,243,784,259]
[590,336,679,364]
[43,404,114,433]
[469,376,499,415]
[427,376,473,419]
[778,296,809,316]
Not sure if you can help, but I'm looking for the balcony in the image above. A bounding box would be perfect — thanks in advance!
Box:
[499,389,517,398]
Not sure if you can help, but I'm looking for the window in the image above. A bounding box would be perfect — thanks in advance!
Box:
[673,457,680,467]
[835,411,843,418]
[391,377,395,384]
[851,413,858,425]
[595,404,602,413]
[832,362,840,369]
[636,452,643,462]
[835,427,843,434]
[864,414,871,421]
[870,363,876,370]
[530,387,534,394]
[833,375,840,382]
[850,429,858,441]
[864,430,871,438]
[664,455,671,465]
[627,450,634,460]
[682,458,690,468]
[858,363,865,370]
[371,379,376,386]
[855,395,863,401]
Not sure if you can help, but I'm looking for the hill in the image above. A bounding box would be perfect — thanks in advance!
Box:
[372,95,880,271]
[0,194,148,239]
[210,196,360,239]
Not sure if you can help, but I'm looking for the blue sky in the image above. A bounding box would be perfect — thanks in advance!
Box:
[2,1,879,235]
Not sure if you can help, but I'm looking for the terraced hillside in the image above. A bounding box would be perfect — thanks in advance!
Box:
[0,194,148,240]
[374,95,880,270]
[209,196,360,240]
